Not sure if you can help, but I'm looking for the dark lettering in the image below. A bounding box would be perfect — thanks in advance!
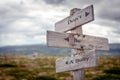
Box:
[75,59,80,63]
[74,38,80,43]
[85,12,89,17]
[68,20,72,24]
[74,18,78,21]
[70,60,74,64]
[64,37,69,41]
[66,61,68,64]
[67,17,79,24]
[67,14,86,25]
[65,60,74,64]
[75,57,89,63]
[66,57,89,65]
[78,15,82,18]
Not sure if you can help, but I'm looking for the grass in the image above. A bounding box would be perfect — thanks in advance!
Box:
[0,55,119,80]
[0,63,17,68]
[103,67,120,74]
[6,68,31,79]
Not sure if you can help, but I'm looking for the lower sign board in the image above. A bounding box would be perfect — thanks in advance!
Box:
[56,50,98,73]
[47,31,109,50]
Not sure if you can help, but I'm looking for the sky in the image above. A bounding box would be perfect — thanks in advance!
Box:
[0,0,120,47]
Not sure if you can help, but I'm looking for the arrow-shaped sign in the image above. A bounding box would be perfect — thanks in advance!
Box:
[56,50,98,73]
[47,31,109,50]
[55,5,94,32]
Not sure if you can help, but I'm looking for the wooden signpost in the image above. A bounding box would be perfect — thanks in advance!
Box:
[46,5,109,80]
[55,5,94,32]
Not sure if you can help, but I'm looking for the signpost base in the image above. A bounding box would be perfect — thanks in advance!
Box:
[72,69,85,80]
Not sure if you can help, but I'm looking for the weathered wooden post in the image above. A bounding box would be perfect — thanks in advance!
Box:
[47,5,109,80]
[70,8,85,80]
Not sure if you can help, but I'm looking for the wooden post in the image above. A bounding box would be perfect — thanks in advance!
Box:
[72,69,85,80]
[70,8,85,80]
[71,27,85,80]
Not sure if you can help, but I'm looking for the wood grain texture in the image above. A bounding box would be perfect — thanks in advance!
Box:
[56,50,98,73]
[72,69,85,80]
[47,31,109,50]
[55,5,94,32]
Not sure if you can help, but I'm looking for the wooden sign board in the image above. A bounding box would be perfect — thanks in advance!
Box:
[56,50,98,73]
[55,5,94,32]
[47,31,109,50]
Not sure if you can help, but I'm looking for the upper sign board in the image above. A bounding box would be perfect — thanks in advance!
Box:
[56,50,98,73]
[47,31,109,50]
[55,5,94,32]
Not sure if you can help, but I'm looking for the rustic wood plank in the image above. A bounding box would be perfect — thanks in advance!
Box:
[56,50,98,73]
[55,5,94,32]
[47,31,109,50]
